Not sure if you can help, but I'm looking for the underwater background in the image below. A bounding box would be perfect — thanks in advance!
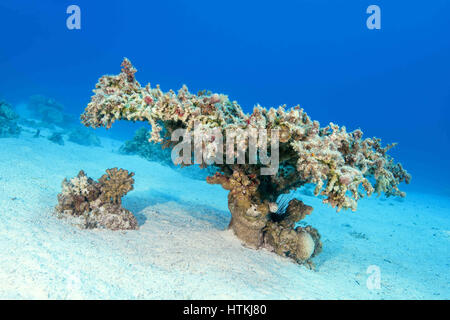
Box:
[0,0,449,299]
[1,0,449,194]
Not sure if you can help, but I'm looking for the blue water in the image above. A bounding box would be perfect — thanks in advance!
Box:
[1,0,449,195]
[0,0,449,300]
[1,0,450,193]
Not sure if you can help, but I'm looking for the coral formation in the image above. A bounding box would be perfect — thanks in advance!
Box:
[68,127,101,146]
[33,129,41,138]
[0,100,21,138]
[97,167,135,205]
[120,127,173,165]
[48,132,64,145]
[28,94,65,125]
[264,197,322,266]
[80,59,410,265]
[56,168,138,230]
[27,95,77,128]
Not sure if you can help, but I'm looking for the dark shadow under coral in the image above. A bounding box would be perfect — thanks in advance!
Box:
[122,189,230,229]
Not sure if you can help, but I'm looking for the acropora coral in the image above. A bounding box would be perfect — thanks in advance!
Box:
[56,168,138,230]
[81,58,410,265]
[0,100,21,138]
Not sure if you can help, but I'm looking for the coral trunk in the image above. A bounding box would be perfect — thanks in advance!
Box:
[208,169,322,265]
[227,193,268,249]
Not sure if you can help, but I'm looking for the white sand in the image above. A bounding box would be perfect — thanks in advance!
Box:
[0,128,449,299]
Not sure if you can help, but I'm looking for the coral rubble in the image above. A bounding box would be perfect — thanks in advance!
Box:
[28,94,65,125]
[0,100,21,138]
[80,59,410,265]
[56,168,138,230]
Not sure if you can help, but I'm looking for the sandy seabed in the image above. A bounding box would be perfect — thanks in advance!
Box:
[0,128,449,299]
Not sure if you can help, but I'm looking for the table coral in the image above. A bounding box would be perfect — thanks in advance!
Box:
[56,168,138,230]
[80,58,410,265]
